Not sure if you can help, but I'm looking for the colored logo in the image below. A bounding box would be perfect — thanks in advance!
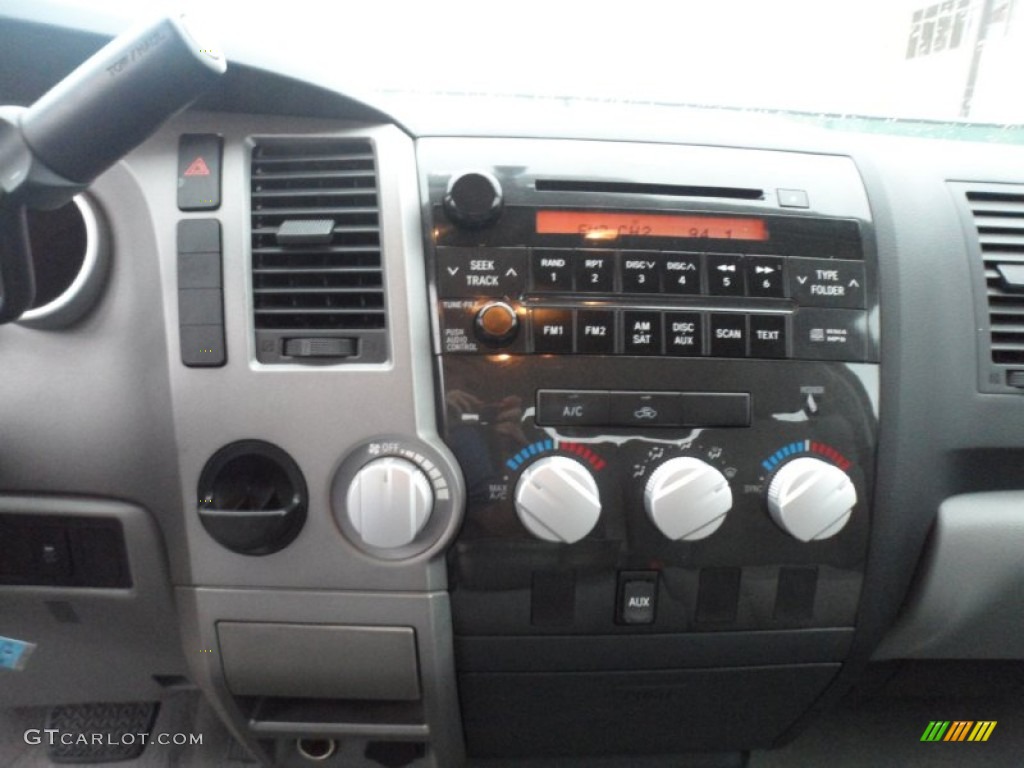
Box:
[921,721,997,742]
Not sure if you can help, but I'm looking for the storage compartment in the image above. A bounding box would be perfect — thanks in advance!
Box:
[218,622,421,701]
[459,664,840,757]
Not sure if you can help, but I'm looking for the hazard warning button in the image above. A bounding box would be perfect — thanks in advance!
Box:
[178,134,222,211]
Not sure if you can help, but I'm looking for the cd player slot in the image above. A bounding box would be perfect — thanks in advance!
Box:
[535,179,764,201]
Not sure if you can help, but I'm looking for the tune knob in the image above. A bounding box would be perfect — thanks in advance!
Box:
[443,171,503,228]
[767,457,856,542]
[475,301,519,345]
[514,456,601,543]
[346,457,433,548]
[644,457,733,541]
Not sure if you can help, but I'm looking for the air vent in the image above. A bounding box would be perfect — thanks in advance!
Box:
[250,137,387,364]
[964,187,1024,367]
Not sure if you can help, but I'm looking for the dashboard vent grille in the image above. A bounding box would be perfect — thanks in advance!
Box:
[966,188,1024,365]
[250,137,387,363]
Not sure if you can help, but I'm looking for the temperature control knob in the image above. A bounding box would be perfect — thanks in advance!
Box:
[644,457,733,541]
[346,457,433,549]
[767,457,856,542]
[515,456,601,543]
[443,171,503,228]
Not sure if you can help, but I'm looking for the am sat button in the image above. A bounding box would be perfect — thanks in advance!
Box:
[623,311,662,355]
[536,390,609,426]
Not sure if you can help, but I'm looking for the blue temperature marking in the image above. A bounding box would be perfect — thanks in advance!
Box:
[762,442,810,472]
[505,441,555,471]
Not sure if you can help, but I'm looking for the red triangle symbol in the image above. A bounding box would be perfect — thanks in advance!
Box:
[184,157,211,177]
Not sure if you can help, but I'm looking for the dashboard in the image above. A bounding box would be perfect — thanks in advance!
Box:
[2,8,1024,768]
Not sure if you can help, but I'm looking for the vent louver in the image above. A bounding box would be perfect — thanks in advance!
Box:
[250,137,387,364]
[965,187,1024,366]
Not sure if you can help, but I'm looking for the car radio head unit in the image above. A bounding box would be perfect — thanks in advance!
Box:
[420,136,880,755]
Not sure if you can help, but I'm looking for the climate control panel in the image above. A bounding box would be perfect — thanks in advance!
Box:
[441,355,875,636]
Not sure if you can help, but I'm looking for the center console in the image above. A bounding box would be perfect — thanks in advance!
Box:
[419,138,880,758]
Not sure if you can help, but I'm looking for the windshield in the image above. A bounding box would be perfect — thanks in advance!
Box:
[29,0,1024,125]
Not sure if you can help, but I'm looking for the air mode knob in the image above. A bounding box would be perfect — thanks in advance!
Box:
[644,457,733,541]
[514,456,601,543]
[767,457,856,542]
[346,457,433,548]
[443,171,503,228]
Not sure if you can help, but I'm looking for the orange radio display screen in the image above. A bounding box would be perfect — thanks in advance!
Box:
[536,210,769,241]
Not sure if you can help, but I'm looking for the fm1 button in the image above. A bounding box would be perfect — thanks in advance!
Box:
[532,309,574,353]
[619,573,657,625]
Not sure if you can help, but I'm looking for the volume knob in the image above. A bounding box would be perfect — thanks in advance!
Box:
[475,301,519,345]
[644,457,733,541]
[514,456,601,543]
[443,171,503,229]
[767,457,856,542]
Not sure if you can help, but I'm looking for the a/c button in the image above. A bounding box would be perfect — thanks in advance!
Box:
[536,390,609,426]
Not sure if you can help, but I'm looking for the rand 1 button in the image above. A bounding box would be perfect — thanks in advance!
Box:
[662,252,702,295]
[793,308,868,361]
[576,310,616,354]
[621,251,660,293]
[707,254,745,296]
[788,257,866,309]
[709,313,748,357]
[665,312,704,356]
[531,249,575,291]
[623,311,662,355]
[436,247,526,298]
[532,309,574,353]
[749,314,788,358]
[536,390,609,426]
[575,251,615,292]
